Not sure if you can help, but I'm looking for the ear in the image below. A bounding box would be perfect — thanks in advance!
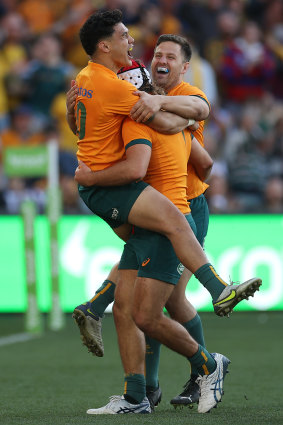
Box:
[181,62,190,75]
[98,40,110,53]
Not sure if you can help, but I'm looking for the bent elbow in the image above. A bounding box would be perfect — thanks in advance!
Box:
[131,167,147,182]
[195,104,210,121]
[206,157,214,170]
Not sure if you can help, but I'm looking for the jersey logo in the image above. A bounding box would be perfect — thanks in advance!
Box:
[142,258,151,267]
[78,87,93,98]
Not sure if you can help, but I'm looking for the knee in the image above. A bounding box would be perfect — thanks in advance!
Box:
[133,306,160,335]
[132,308,152,334]
[113,298,131,322]
[164,211,191,238]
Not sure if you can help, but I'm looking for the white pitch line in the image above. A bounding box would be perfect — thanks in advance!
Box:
[0,333,38,347]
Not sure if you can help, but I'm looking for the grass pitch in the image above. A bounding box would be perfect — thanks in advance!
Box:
[0,312,282,425]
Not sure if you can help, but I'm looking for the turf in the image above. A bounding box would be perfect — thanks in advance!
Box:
[0,312,282,425]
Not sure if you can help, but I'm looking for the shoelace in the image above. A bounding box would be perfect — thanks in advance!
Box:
[108,395,122,405]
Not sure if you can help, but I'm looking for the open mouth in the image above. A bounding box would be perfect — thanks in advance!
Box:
[128,47,133,58]
[156,67,169,74]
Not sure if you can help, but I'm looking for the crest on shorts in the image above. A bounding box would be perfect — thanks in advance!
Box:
[177,263,184,275]
[111,208,119,219]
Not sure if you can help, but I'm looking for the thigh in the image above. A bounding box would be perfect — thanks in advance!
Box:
[78,181,148,228]
[189,194,209,247]
[128,185,190,236]
[113,223,132,242]
[127,214,196,285]
[133,277,174,319]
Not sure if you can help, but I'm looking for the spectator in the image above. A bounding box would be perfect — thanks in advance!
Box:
[183,37,219,106]
[177,0,225,57]
[204,9,240,72]
[1,105,47,214]
[264,176,283,213]
[21,34,75,131]
[266,24,283,99]
[224,107,269,212]
[0,12,29,131]
[218,21,276,104]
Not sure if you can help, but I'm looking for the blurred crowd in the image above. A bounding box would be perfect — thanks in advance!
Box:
[0,0,283,215]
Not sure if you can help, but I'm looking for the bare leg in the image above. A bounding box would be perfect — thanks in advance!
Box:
[113,269,145,375]
[132,277,198,357]
[113,223,132,242]
[166,268,196,323]
[128,186,209,273]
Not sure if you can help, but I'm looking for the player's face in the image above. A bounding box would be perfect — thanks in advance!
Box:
[151,41,188,92]
[109,22,134,69]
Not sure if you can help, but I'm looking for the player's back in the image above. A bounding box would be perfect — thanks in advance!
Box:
[75,62,139,172]
[122,117,191,214]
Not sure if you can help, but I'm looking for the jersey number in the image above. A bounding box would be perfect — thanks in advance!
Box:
[76,101,86,139]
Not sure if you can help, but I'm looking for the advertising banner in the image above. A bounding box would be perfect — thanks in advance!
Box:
[1,215,282,312]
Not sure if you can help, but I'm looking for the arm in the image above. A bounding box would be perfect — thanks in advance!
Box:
[189,138,213,181]
[130,91,209,123]
[158,95,209,121]
[146,111,192,134]
[66,81,78,135]
[65,84,198,136]
[75,144,151,186]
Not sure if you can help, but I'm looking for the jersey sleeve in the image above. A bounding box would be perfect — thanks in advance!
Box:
[122,117,153,150]
[179,85,210,110]
[178,85,208,146]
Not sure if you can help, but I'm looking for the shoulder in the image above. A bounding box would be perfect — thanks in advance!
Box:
[123,117,150,133]
[178,82,207,99]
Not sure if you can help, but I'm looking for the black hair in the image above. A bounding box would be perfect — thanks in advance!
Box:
[79,9,123,56]
[156,34,192,62]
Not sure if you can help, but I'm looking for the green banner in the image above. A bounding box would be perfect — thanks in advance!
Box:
[3,146,48,177]
[0,215,282,313]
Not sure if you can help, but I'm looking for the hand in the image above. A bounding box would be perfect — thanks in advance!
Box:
[66,80,78,115]
[188,120,199,131]
[130,92,162,123]
[74,160,95,186]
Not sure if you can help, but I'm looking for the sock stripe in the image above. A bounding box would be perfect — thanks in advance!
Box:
[209,265,228,286]
[201,350,208,362]
[90,282,113,302]
[202,363,209,375]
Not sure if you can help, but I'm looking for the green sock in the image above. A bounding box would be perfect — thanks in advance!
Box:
[124,373,146,404]
[145,335,161,389]
[194,263,228,302]
[183,314,205,377]
[189,345,216,376]
[89,280,116,317]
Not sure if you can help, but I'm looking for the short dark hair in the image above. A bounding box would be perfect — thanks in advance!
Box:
[155,34,192,62]
[79,9,123,56]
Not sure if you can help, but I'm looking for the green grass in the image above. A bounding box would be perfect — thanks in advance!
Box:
[0,312,282,425]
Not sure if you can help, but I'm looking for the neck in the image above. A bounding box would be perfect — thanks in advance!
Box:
[165,80,182,93]
[90,55,120,74]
